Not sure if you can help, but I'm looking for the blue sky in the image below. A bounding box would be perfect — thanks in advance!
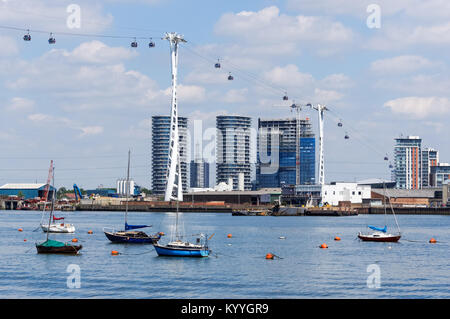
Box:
[0,0,449,190]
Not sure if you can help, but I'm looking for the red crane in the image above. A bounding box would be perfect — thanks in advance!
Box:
[41,160,53,202]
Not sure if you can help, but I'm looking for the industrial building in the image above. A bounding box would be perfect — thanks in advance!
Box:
[371,188,442,207]
[256,117,315,188]
[0,183,56,200]
[151,115,189,195]
[282,182,371,206]
[183,188,281,205]
[216,115,252,190]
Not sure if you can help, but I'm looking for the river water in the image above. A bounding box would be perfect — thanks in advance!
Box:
[0,210,449,298]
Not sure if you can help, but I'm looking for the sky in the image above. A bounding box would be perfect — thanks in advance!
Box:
[0,0,449,190]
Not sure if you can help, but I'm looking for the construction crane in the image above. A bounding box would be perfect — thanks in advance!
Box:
[41,160,53,202]
[73,184,82,201]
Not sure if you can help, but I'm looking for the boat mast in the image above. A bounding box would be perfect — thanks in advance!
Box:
[46,163,55,242]
[125,149,130,226]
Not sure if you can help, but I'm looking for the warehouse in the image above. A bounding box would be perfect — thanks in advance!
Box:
[0,183,56,200]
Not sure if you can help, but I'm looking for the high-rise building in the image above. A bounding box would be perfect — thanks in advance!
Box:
[393,136,422,189]
[257,117,315,188]
[151,116,189,195]
[422,148,439,188]
[430,164,450,187]
[190,161,210,188]
[216,115,252,190]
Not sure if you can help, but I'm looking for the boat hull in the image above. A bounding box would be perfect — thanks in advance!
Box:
[36,243,82,254]
[358,234,401,242]
[153,243,209,257]
[104,231,160,244]
[41,223,75,233]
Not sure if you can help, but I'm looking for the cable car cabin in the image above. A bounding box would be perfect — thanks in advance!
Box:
[48,36,56,44]
[338,122,343,127]
[228,73,234,81]
[131,41,138,48]
[23,34,31,41]
[283,94,288,101]
[149,41,155,48]
[389,164,393,169]
[344,134,349,139]
[384,156,389,161]
[215,60,221,68]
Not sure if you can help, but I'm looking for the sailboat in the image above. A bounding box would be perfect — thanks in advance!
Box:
[153,199,211,257]
[103,150,161,244]
[39,161,75,233]
[358,182,401,242]
[36,162,82,254]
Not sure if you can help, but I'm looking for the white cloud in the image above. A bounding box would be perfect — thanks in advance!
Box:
[370,55,437,75]
[0,35,18,56]
[63,40,138,64]
[320,73,354,89]
[0,0,113,33]
[214,6,354,56]
[384,96,450,118]
[79,126,103,137]
[263,64,314,89]
[5,97,35,112]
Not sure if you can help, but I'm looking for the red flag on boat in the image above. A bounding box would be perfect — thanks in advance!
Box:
[53,216,65,221]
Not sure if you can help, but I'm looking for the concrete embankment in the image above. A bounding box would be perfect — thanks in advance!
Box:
[357,207,450,215]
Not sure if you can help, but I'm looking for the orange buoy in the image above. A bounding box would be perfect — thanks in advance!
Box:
[227,234,232,238]
[265,253,274,259]
[429,238,437,243]
[320,243,328,249]
[71,238,78,243]
[334,236,341,241]
[24,239,27,242]
[111,250,119,255]
[87,230,93,234]
[18,228,23,232]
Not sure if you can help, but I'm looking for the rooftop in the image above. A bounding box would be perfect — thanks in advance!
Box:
[0,183,47,190]
[372,188,439,198]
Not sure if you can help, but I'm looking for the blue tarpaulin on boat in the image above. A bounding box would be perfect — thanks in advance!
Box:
[125,223,149,230]
[368,225,387,233]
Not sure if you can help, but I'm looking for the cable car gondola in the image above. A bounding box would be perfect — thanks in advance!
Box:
[228,72,234,81]
[384,155,389,161]
[215,59,221,68]
[283,92,288,101]
[149,38,155,48]
[131,38,138,48]
[344,133,349,139]
[23,30,31,41]
[48,33,55,44]
[338,120,343,127]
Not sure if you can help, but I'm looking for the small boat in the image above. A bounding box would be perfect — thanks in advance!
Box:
[103,150,161,244]
[153,236,210,257]
[36,161,82,255]
[41,216,75,233]
[358,182,401,243]
[154,201,211,257]
[104,225,161,244]
[36,239,82,254]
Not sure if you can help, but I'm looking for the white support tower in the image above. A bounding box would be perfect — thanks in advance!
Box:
[309,103,328,185]
[164,32,186,202]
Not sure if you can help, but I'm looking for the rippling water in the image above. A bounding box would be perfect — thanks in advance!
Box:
[0,210,449,298]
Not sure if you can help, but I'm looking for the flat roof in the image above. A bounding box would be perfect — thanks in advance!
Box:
[186,188,281,196]
[372,188,439,198]
[0,183,48,190]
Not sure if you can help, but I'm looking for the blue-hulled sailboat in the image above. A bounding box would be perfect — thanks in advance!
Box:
[103,150,161,244]
[153,202,211,257]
